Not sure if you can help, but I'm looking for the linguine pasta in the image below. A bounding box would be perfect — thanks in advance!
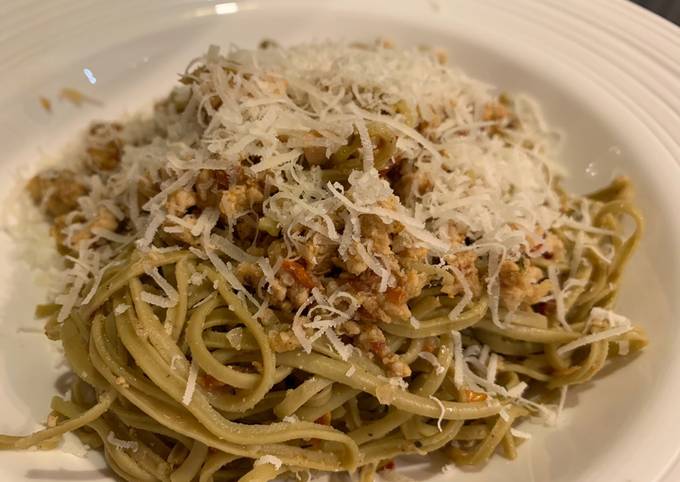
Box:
[2,40,646,482]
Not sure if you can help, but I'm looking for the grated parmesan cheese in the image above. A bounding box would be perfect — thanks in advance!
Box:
[106,432,138,452]
[548,265,570,331]
[140,291,176,309]
[510,428,532,440]
[499,408,510,422]
[170,355,182,370]
[189,246,208,260]
[486,249,503,328]
[254,455,283,470]
[506,381,528,399]
[556,308,632,356]
[56,278,85,323]
[91,227,132,244]
[59,432,89,458]
[350,109,374,172]
[250,149,302,174]
[325,329,352,361]
[429,395,446,432]
[446,264,473,320]
[189,271,206,286]
[182,359,199,406]
[555,385,568,426]
[417,352,445,375]
[479,345,490,366]
[145,266,179,307]
[80,269,105,306]
[486,353,498,384]
[210,233,258,263]
[136,211,165,251]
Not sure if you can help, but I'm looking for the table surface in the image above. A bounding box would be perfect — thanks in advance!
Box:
[634,0,680,24]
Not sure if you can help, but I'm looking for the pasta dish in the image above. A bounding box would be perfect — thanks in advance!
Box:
[1,40,647,482]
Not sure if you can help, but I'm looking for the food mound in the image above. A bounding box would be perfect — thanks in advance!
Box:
[6,40,645,482]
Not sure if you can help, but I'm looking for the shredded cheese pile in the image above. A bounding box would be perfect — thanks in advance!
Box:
[48,43,569,319]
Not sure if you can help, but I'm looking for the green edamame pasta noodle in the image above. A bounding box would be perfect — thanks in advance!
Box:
[7,39,646,481]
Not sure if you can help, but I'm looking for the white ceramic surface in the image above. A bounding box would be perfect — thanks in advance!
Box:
[0,1,678,480]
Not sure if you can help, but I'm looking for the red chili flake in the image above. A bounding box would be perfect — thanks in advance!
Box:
[385,287,406,304]
[378,156,403,178]
[533,301,555,316]
[379,460,396,471]
[462,389,488,402]
[314,412,332,426]
[213,170,230,188]
[198,374,225,390]
[281,259,317,289]
[370,341,387,356]
[421,337,437,353]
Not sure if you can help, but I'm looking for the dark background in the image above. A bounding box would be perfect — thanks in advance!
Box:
[634,0,680,24]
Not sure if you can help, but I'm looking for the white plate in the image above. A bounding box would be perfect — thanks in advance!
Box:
[0,1,679,480]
